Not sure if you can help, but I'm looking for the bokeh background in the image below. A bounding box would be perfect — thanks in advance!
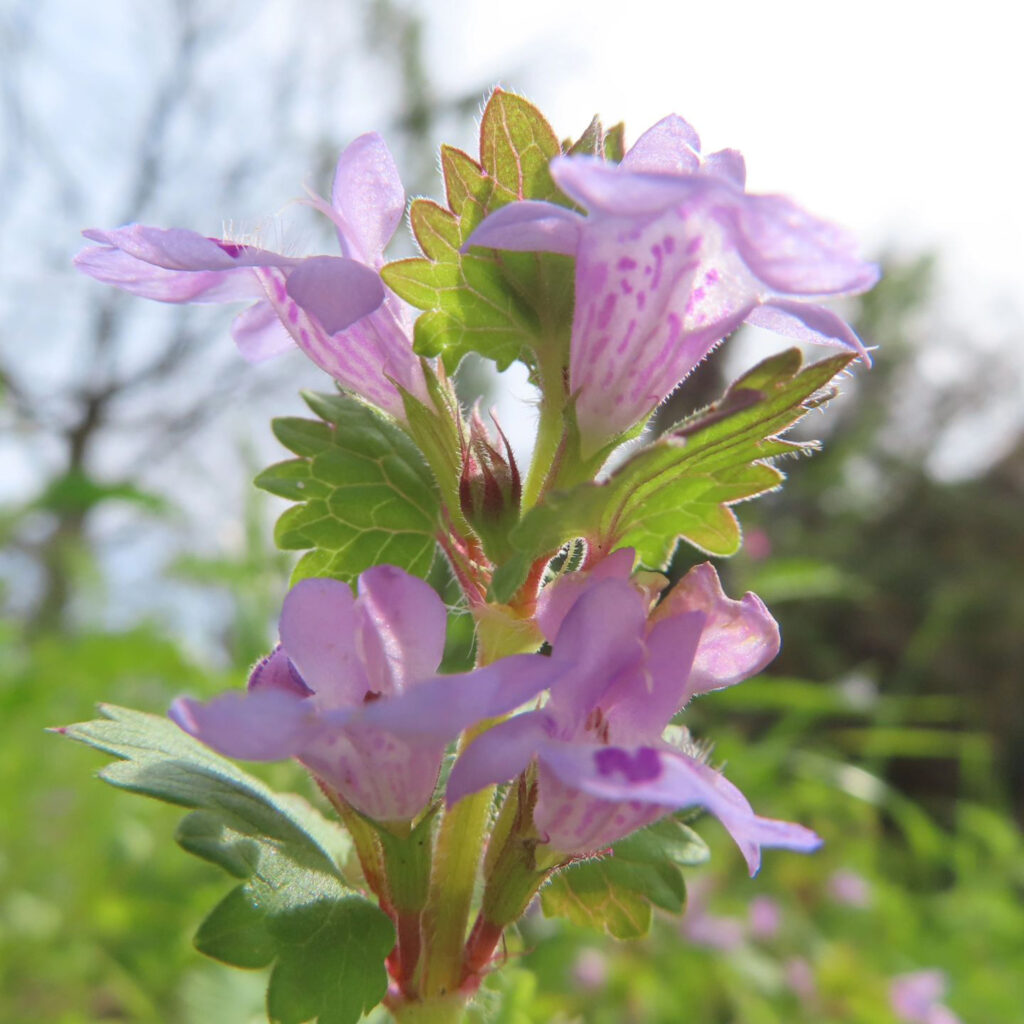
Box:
[2,1,1021,1021]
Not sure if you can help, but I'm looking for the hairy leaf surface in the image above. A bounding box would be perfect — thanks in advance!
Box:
[256,391,440,585]
[492,350,853,600]
[61,705,393,1024]
[541,817,709,938]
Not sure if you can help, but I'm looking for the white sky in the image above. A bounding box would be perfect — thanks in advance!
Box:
[425,0,1024,474]
[432,0,1022,315]
[3,0,1021,632]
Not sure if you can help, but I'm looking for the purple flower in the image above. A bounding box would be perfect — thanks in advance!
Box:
[171,566,554,823]
[571,948,609,991]
[75,134,428,420]
[465,114,879,453]
[890,971,962,1024]
[681,881,746,951]
[784,956,818,1006]
[827,868,872,907]
[534,547,646,641]
[446,560,821,873]
[748,895,782,939]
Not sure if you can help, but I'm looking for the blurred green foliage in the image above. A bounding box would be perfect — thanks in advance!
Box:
[0,621,267,1023]
[2,254,1022,1021]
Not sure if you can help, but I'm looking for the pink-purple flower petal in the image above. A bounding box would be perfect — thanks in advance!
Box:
[357,654,561,742]
[73,242,265,303]
[652,562,780,699]
[890,971,961,1024]
[723,193,881,295]
[247,645,313,697]
[355,565,448,693]
[446,713,550,806]
[462,200,583,256]
[534,547,636,643]
[702,148,747,188]
[230,301,298,362]
[278,577,369,706]
[330,132,406,265]
[300,725,444,822]
[283,256,385,334]
[620,114,701,174]
[81,225,297,271]
[534,748,668,852]
[170,690,319,762]
[608,609,705,741]
[551,157,712,216]
[746,299,872,364]
[253,265,420,419]
[541,742,821,873]
[544,579,648,731]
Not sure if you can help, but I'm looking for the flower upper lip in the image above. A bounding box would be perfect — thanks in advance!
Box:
[74,132,429,421]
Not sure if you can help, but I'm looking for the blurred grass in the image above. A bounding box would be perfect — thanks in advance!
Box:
[0,622,266,1023]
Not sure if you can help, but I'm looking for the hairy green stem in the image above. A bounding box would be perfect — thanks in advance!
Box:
[520,350,567,511]
[388,992,469,1024]
[418,753,493,997]
[317,782,387,899]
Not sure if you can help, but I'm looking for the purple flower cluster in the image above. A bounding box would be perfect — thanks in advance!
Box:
[174,556,819,873]
[171,566,555,823]
[890,971,963,1024]
[467,114,877,452]
[77,114,875,451]
[75,109,861,878]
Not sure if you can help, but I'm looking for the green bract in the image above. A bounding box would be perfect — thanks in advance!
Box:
[541,817,709,939]
[492,348,853,601]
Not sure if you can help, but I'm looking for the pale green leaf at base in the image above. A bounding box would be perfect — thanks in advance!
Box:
[194,883,278,968]
[63,705,349,869]
[267,896,395,1024]
[542,867,653,940]
[60,705,394,1024]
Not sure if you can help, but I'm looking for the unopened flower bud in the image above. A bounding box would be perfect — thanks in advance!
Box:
[459,408,521,561]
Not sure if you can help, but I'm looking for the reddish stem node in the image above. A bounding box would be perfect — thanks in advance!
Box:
[462,914,505,982]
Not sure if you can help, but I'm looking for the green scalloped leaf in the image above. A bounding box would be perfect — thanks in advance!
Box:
[603,122,626,163]
[60,705,394,1024]
[492,349,853,601]
[540,817,709,938]
[380,89,576,374]
[565,116,602,156]
[264,893,394,1024]
[256,391,441,586]
[565,115,626,161]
